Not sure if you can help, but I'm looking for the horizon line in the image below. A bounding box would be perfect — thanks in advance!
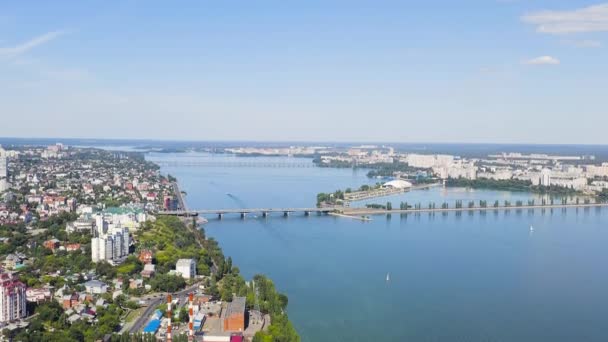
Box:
[1,136,608,148]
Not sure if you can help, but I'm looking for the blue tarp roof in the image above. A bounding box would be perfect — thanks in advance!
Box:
[143,319,161,333]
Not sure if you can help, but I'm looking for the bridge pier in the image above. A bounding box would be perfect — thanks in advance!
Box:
[284,211,290,217]
[262,212,269,218]
[241,212,246,219]
[218,213,224,220]
[304,211,310,216]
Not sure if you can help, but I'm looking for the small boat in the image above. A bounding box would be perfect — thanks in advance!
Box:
[386,273,390,282]
[530,225,534,232]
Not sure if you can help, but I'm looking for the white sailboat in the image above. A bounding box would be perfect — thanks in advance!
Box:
[386,273,390,282]
[530,225,534,232]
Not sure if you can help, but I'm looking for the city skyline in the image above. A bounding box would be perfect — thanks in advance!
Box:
[1,1,608,143]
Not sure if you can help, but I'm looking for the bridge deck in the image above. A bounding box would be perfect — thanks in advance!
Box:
[160,203,608,217]
[163,207,335,215]
[342,202,608,215]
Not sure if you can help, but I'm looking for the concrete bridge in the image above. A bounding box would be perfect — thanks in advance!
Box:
[161,207,338,219]
[152,160,315,168]
[341,202,608,216]
[159,202,608,219]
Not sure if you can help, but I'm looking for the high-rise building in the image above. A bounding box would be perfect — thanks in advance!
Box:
[0,146,7,180]
[541,169,552,187]
[0,271,27,322]
[91,223,130,264]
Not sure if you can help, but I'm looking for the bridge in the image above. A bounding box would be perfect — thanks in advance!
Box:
[161,207,337,219]
[151,160,316,168]
[159,202,608,219]
[341,202,608,216]
[171,182,188,212]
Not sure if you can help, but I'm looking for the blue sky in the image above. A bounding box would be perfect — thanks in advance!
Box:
[1,1,607,143]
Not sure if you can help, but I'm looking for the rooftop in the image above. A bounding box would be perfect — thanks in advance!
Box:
[176,258,195,267]
[225,297,246,318]
[84,279,106,288]
[102,206,145,215]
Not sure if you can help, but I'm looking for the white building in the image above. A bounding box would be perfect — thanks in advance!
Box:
[91,224,130,264]
[541,169,552,187]
[589,181,608,192]
[0,146,7,180]
[550,176,588,191]
[477,169,513,180]
[383,179,412,189]
[0,179,9,192]
[444,162,477,180]
[66,217,95,234]
[405,154,454,169]
[93,207,148,233]
[515,171,541,186]
[176,259,196,279]
[586,163,608,178]
[0,271,27,323]
[84,280,108,294]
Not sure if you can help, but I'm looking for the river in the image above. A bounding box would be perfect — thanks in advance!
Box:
[147,152,608,342]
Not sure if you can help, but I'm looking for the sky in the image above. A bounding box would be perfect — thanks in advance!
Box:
[0,0,607,144]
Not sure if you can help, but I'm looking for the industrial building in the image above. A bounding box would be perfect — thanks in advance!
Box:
[223,297,246,332]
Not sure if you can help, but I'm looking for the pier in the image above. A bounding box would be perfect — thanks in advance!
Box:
[343,183,439,202]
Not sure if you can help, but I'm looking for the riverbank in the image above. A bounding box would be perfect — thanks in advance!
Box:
[163,180,300,341]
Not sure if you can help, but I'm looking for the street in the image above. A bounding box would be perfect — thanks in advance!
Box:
[128,282,202,334]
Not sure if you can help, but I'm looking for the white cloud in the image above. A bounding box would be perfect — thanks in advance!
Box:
[564,39,602,48]
[522,3,608,34]
[0,31,65,57]
[523,56,560,65]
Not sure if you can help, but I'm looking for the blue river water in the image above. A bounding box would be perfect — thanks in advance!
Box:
[148,152,608,342]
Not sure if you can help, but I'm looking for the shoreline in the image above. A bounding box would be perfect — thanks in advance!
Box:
[166,176,299,341]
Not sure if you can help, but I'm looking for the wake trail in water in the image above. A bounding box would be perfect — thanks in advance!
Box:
[225,193,290,246]
[226,193,248,209]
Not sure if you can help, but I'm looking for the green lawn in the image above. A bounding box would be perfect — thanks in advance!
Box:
[125,307,146,323]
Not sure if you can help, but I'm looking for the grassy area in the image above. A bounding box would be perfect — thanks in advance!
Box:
[125,307,146,323]
[447,177,582,196]
[136,216,211,275]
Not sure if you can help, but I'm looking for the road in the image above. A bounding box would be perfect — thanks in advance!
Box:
[128,282,202,334]
[342,202,608,216]
[172,182,188,212]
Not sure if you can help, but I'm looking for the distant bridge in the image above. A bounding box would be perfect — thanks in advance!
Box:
[151,160,316,168]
